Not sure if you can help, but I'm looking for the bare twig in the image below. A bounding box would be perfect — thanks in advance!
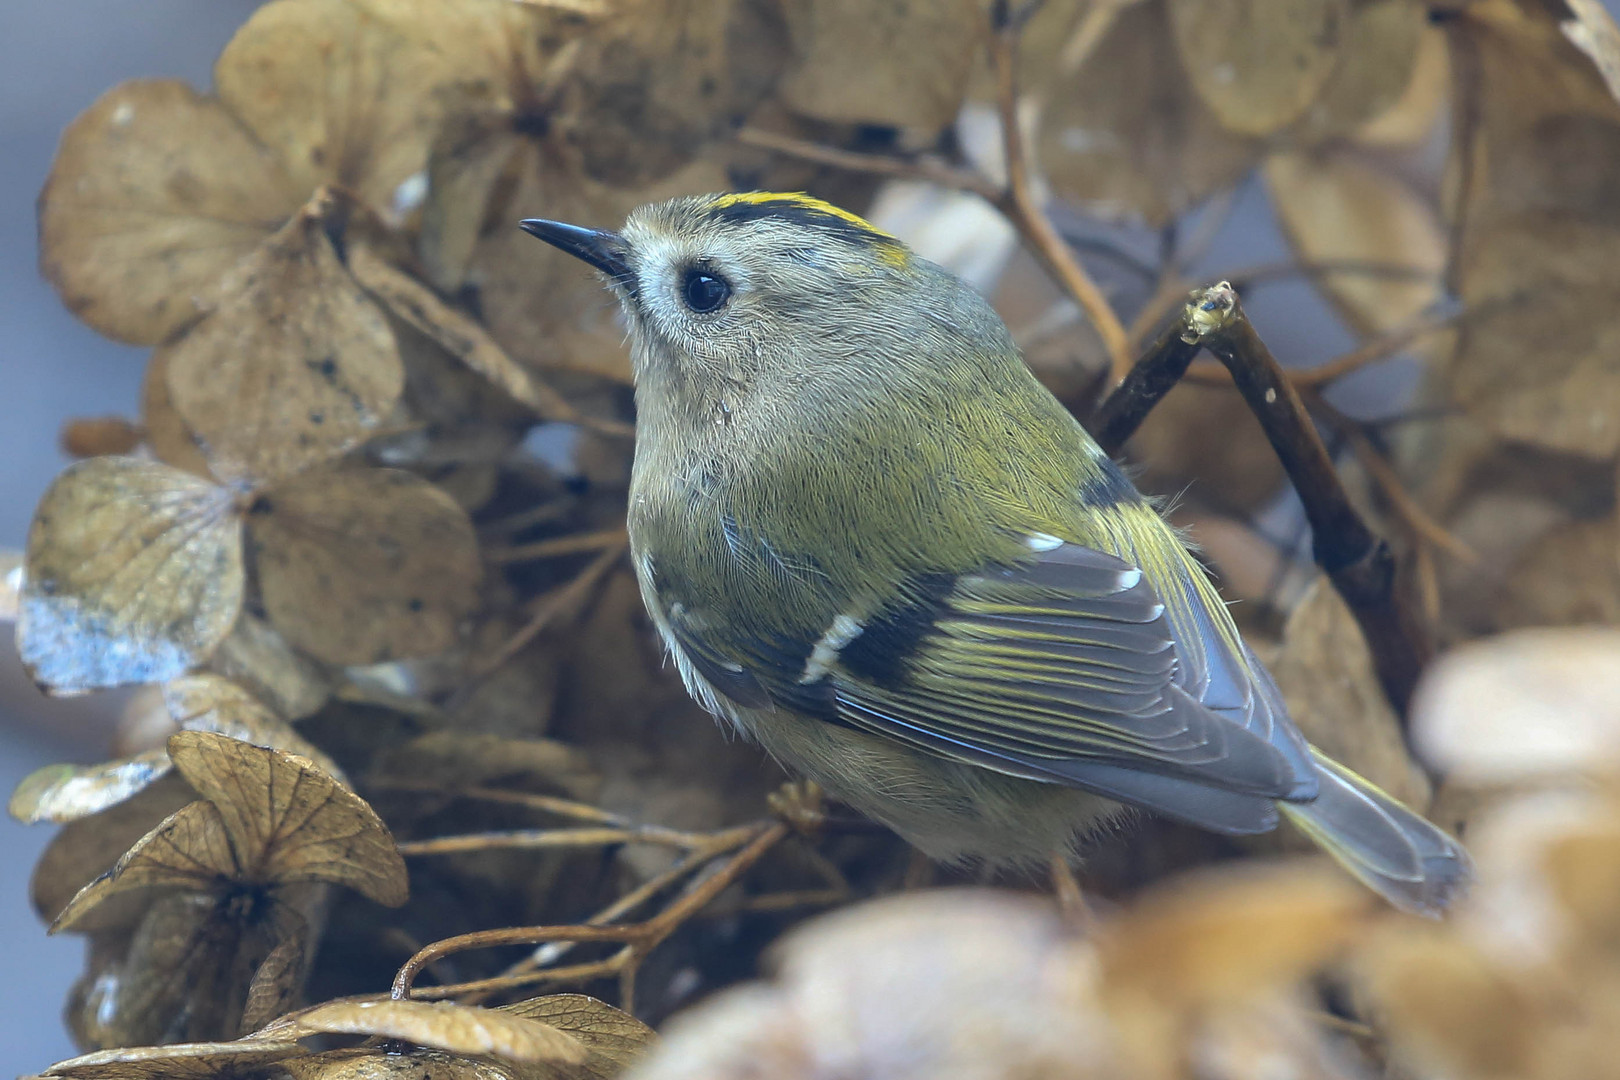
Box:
[988,0,1133,381]
[392,820,791,1010]
[1194,286,1431,716]
[1179,307,1462,390]
[486,526,629,566]
[469,537,627,681]
[1088,289,1219,454]
[1092,282,1430,715]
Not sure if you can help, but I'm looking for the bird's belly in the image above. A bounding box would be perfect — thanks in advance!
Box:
[734,703,1127,867]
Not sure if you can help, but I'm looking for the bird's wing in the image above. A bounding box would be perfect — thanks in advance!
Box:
[666,541,1316,835]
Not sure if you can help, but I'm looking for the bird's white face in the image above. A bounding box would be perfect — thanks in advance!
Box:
[609,193,917,389]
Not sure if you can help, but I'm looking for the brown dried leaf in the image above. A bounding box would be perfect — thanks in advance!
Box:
[1098,861,1369,1006]
[1356,925,1539,1078]
[18,456,244,694]
[163,674,344,784]
[38,79,297,345]
[214,0,482,211]
[284,1048,507,1080]
[53,800,239,932]
[776,0,979,129]
[372,731,599,801]
[628,890,1106,1080]
[139,349,214,479]
[1265,147,1445,336]
[556,0,787,186]
[298,1000,587,1064]
[167,731,409,906]
[1295,0,1427,141]
[1443,219,1620,459]
[1127,381,1284,516]
[248,467,480,666]
[61,417,143,459]
[1167,0,1348,135]
[1039,0,1262,226]
[10,752,173,826]
[1269,577,1432,809]
[348,241,583,424]
[1353,21,1448,145]
[1441,0,1620,457]
[1414,627,1620,782]
[37,1040,306,1080]
[161,196,403,487]
[30,775,196,928]
[204,612,331,722]
[499,995,655,1077]
[1497,513,1620,629]
[74,890,290,1048]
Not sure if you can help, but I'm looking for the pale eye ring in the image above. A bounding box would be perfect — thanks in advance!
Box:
[682,268,731,313]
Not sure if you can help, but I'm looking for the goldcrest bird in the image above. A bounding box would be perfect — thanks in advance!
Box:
[520,192,1470,915]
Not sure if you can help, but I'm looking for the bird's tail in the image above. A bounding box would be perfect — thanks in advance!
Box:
[1279,749,1471,917]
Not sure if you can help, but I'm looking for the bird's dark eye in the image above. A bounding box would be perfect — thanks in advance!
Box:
[682,269,731,313]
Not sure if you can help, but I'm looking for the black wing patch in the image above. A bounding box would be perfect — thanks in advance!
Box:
[666,542,1316,835]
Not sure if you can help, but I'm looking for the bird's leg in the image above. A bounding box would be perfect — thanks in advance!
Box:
[1048,852,1094,932]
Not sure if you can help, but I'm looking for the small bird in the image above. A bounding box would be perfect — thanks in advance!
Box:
[521,192,1470,915]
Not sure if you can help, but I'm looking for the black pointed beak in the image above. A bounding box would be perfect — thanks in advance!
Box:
[519,219,635,288]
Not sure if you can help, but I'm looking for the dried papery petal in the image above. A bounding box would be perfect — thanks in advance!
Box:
[214,0,504,212]
[52,801,240,932]
[18,456,244,694]
[1039,0,1262,226]
[10,752,174,826]
[36,1039,306,1080]
[139,349,214,479]
[775,0,979,129]
[248,467,481,666]
[61,416,143,459]
[297,999,587,1063]
[166,731,408,906]
[1414,627,1620,782]
[1294,0,1427,141]
[1097,861,1369,1008]
[283,1048,508,1080]
[555,0,787,187]
[1265,147,1446,337]
[161,195,404,487]
[38,79,298,345]
[163,674,345,783]
[29,776,196,930]
[1442,0,1620,457]
[500,995,656,1077]
[203,612,331,722]
[371,731,599,801]
[1167,0,1348,136]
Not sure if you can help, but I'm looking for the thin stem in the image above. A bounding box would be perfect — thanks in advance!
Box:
[1196,289,1430,717]
[486,526,629,566]
[468,537,627,682]
[1087,289,1213,454]
[1179,307,1461,390]
[988,1,1132,381]
[392,821,789,1003]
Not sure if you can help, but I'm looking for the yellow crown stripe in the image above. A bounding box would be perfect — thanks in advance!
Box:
[705,191,897,239]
